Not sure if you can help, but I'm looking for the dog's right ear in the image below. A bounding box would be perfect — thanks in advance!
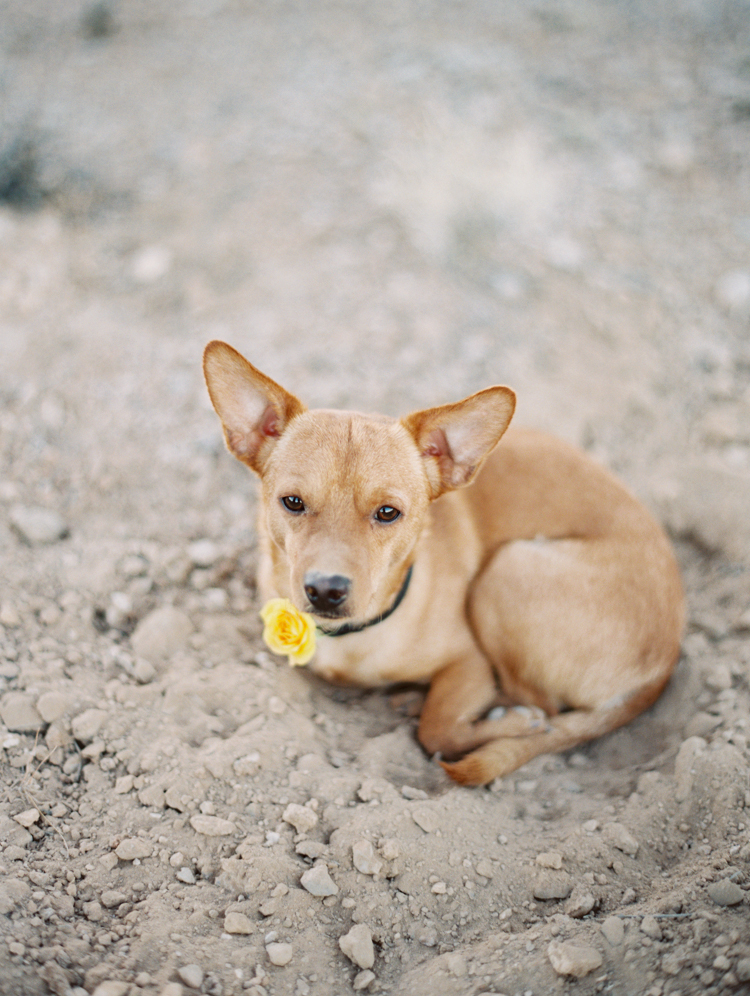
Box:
[203,341,305,474]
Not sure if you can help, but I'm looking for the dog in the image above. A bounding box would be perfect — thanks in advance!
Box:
[203,340,684,785]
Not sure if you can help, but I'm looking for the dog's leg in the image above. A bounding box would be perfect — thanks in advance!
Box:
[441,678,669,785]
[417,655,503,760]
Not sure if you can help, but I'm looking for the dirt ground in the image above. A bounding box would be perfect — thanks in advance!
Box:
[2,2,750,995]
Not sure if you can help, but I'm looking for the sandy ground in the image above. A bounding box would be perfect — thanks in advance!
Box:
[1,2,750,995]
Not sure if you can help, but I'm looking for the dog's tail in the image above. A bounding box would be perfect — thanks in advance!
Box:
[441,678,670,786]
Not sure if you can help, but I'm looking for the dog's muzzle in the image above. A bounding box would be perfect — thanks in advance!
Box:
[303,572,351,617]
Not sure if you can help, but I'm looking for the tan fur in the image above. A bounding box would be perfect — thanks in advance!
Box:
[203,340,685,785]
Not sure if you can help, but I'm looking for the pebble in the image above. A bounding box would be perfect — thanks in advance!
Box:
[189,814,237,836]
[410,804,440,834]
[133,658,157,684]
[115,838,153,861]
[603,822,640,857]
[266,942,293,966]
[9,504,69,545]
[0,692,44,732]
[92,983,130,996]
[114,775,134,794]
[12,808,40,828]
[535,851,563,869]
[547,940,603,978]
[352,839,384,876]
[707,879,744,906]
[565,886,596,919]
[601,915,625,946]
[71,708,108,743]
[339,924,375,969]
[177,964,204,989]
[737,958,750,982]
[224,911,253,934]
[282,803,319,834]
[130,606,193,664]
[533,871,573,900]
[674,736,706,803]
[0,602,20,627]
[176,867,196,884]
[187,539,221,567]
[300,864,338,897]
[640,915,662,939]
[353,969,376,990]
[100,891,127,909]
[36,691,74,723]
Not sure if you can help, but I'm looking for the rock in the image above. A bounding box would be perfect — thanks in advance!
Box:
[640,915,662,939]
[535,851,563,869]
[13,808,40,828]
[300,864,338,896]
[603,822,640,857]
[133,658,157,683]
[352,840,384,876]
[131,606,193,664]
[71,708,108,743]
[547,940,603,978]
[189,814,237,836]
[707,879,744,906]
[410,804,440,833]
[565,886,596,918]
[533,871,573,900]
[92,984,130,996]
[101,890,127,908]
[177,964,203,989]
[36,691,74,724]
[0,692,44,732]
[339,924,375,969]
[737,957,750,983]
[82,901,104,921]
[601,915,625,946]
[353,969,376,990]
[115,838,153,861]
[0,815,30,849]
[282,803,319,834]
[176,867,196,884]
[0,878,31,915]
[0,602,20,627]
[266,942,293,966]
[674,736,707,802]
[224,911,253,934]
[114,775,134,794]
[9,504,68,545]
[188,539,221,567]
[684,712,722,738]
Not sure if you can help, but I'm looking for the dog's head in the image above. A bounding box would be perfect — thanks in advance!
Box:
[203,341,515,623]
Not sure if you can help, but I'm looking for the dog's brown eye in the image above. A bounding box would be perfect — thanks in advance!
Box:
[281,495,305,513]
[376,505,401,523]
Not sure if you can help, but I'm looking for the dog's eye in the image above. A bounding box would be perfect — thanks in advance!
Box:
[375,505,401,523]
[281,495,305,513]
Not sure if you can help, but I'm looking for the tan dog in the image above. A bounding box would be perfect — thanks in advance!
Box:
[203,340,684,785]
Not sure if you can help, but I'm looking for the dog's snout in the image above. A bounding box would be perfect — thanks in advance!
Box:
[304,572,351,614]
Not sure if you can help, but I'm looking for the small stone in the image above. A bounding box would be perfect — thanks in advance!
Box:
[138,782,166,810]
[410,804,440,833]
[100,890,127,909]
[10,505,68,545]
[36,691,74,724]
[674,736,706,803]
[187,539,221,568]
[603,822,640,857]
[533,871,573,900]
[115,838,153,861]
[224,911,253,934]
[339,924,375,969]
[737,957,750,982]
[352,840,384,877]
[266,942,293,966]
[445,953,467,977]
[601,915,625,946]
[82,900,104,921]
[92,983,130,996]
[353,969,376,990]
[565,886,596,918]
[431,881,447,894]
[582,819,599,833]
[114,775,134,794]
[176,867,196,884]
[379,839,400,861]
[159,985,184,996]
[177,964,203,989]
[282,803,319,834]
[131,606,193,664]
[133,658,157,684]
[535,851,563,869]
[71,708,108,743]
[12,808,40,828]
[0,692,44,732]
[640,915,662,939]
[300,864,338,897]
[189,814,237,837]
[0,602,20,627]
[547,940,603,978]
[707,879,744,906]
[662,952,683,975]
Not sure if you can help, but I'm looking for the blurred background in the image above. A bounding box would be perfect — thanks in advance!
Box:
[1,0,749,551]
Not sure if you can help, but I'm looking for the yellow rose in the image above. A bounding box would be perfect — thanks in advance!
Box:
[260,598,316,666]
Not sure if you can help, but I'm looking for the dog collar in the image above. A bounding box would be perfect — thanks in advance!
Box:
[318,564,414,638]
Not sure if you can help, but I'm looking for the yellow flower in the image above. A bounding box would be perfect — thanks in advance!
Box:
[260,598,316,666]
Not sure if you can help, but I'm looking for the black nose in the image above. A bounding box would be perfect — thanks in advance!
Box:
[303,573,351,614]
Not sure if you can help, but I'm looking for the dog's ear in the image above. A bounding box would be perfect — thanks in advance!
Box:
[402,386,516,497]
[203,341,305,474]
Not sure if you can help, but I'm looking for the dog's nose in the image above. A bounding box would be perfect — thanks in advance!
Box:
[303,573,351,614]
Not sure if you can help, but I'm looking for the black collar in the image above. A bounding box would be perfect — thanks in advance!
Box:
[318,565,414,638]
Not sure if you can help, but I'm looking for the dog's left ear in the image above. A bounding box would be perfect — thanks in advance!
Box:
[402,386,516,497]
[203,341,306,474]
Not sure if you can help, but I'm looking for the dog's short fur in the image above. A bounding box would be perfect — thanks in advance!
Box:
[203,340,684,785]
